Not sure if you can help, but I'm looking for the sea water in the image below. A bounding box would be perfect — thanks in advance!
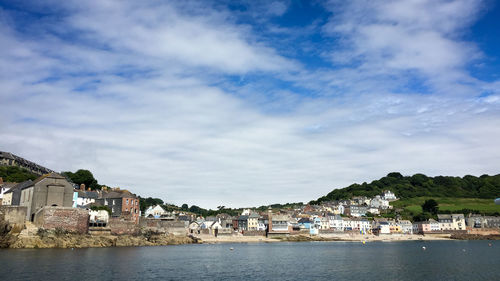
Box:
[1,241,499,280]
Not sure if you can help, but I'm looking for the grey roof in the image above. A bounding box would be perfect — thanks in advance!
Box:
[1,182,17,191]
[29,172,66,187]
[85,191,99,199]
[298,217,311,223]
[437,214,452,219]
[101,191,137,199]
[4,180,33,194]
[0,151,15,160]
[248,213,260,218]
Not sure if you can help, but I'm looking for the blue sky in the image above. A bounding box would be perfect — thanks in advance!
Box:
[1,0,500,208]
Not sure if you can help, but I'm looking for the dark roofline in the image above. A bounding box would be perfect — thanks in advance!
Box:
[4,180,33,193]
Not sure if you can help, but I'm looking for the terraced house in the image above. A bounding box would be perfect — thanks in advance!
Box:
[98,191,140,223]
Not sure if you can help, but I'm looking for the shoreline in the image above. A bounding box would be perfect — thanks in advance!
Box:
[3,229,499,249]
[195,233,454,244]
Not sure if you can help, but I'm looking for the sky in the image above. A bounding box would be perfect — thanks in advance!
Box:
[1,0,500,209]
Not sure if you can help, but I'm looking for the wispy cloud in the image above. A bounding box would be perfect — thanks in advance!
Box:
[1,0,499,208]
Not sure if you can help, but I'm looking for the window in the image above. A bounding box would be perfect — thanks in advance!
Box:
[126,208,128,212]
[136,201,138,206]
[126,199,129,204]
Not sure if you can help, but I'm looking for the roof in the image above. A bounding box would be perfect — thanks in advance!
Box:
[0,151,15,160]
[437,214,452,219]
[271,214,290,221]
[1,182,17,191]
[85,191,99,199]
[5,180,33,194]
[298,217,310,223]
[24,172,66,189]
[248,213,260,218]
[101,191,137,199]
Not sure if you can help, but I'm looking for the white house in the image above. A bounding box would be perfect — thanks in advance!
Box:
[370,195,389,209]
[429,219,441,232]
[89,209,109,224]
[333,204,345,215]
[399,220,413,234]
[328,215,344,231]
[352,218,371,233]
[438,214,466,231]
[377,222,391,234]
[320,216,330,230]
[343,218,354,230]
[144,205,167,218]
[382,190,398,201]
[76,191,98,207]
[368,207,380,215]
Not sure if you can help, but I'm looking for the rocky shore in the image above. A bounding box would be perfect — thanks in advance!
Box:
[450,233,500,240]
[195,233,453,244]
[0,221,199,249]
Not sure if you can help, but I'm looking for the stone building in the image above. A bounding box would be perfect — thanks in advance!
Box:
[438,214,466,231]
[19,173,75,221]
[0,178,17,205]
[97,191,140,223]
[2,180,33,206]
[0,151,54,176]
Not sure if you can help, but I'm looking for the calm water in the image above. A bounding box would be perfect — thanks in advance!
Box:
[1,241,499,280]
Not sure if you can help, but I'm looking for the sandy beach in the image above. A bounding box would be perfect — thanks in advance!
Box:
[195,233,452,244]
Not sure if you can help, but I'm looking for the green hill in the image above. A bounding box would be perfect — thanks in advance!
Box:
[0,166,38,183]
[392,197,500,216]
[310,172,500,204]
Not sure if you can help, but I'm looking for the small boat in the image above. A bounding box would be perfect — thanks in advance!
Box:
[495,198,500,205]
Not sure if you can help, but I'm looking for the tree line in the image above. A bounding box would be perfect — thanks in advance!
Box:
[310,172,500,204]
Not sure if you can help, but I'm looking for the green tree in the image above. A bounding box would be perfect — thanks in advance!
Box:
[0,166,37,182]
[422,199,439,215]
[62,169,101,190]
[413,212,432,222]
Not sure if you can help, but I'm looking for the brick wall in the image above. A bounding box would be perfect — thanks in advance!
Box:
[0,206,27,225]
[34,207,89,234]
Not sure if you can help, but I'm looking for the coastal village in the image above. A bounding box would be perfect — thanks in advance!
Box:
[1,151,499,248]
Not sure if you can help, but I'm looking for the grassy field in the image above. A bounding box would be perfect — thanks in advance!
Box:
[391,197,500,214]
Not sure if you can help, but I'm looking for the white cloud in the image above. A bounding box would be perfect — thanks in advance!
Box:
[1,0,500,209]
[322,0,484,93]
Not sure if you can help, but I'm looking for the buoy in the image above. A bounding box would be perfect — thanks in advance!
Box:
[362,241,366,244]
[488,243,492,247]
[229,247,234,251]
[422,246,426,250]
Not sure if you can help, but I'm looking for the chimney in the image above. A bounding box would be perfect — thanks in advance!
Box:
[80,183,86,191]
[268,207,273,233]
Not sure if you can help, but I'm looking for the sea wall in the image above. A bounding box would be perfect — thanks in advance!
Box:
[34,207,89,234]
[109,217,139,235]
[0,206,27,225]
[139,218,187,235]
[242,230,266,236]
[467,228,500,235]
